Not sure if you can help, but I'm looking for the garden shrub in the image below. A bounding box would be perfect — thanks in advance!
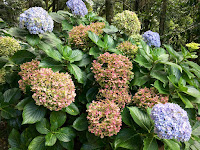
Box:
[0,4,200,150]
[0,36,21,57]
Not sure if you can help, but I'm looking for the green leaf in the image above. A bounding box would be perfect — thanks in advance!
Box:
[181,64,195,79]
[63,103,79,116]
[1,107,18,119]
[153,80,169,94]
[104,34,115,48]
[177,92,193,108]
[8,27,28,38]
[50,111,67,131]
[22,102,46,124]
[128,107,152,131]
[192,121,200,136]
[121,107,134,126]
[132,72,149,86]
[76,54,91,67]
[183,86,200,98]
[39,57,63,72]
[60,140,74,150]
[42,49,62,62]
[86,87,98,102]
[114,128,142,150]
[28,136,46,150]
[45,133,57,147]
[134,54,152,69]
[164,45,183,61]
[62,20,73,31]
[15,97,32,110]
[89,47,102,59]
[161,61,182,73]
[41,32,62,47]
[68,50,83,63]
[185,61,200,72]
[73,113,88,131]
[3,88,21,103]
[150,70,168,86]
[36,118,50,134]
[62,46,72,60]
[49,12,65,23]
[0,57,8,69]
[8,129,21,148]
[67,64,83,83]
[10,50,36,64]
[55,127,76,142]
[163,139,180,150]
[88,31,106,48]
[143,136,158,150]
[103,25,118,34]
[26,34,40,46]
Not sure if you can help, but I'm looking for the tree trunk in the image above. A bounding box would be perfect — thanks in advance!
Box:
[52,0,56,12]
[159,0,167,36]
[29,0,33,8]
[135,0,139,11]
[123,0,127,10]
[45,0,49,10]
[105,0,114,24]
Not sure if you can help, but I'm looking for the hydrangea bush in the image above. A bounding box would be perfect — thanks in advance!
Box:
[19,7,54,34]
[68,22,105,49]
[151,103,192,142]
[0,36,21,57]
[132,87,168,109]
[66,0,88,17]
[112,10,141,36]
[1,5,200,150]
[87,100,122,138]
[142,30,161,47]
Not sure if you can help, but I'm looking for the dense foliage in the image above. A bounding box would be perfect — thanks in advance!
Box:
[0,1,200,150]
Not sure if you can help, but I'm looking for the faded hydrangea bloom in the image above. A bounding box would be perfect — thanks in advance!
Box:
[91,52,133,89]
[97,88,132,109]
[117,41,138,61]
[142,30,161,47]
[66,0,88,17]
[87,100,122,138]
[0,37,21,57]
[112,10,141,36]
[30,68,76,111]
[151,103,192,142]
[132,87,168,109]
[19,7,54,34]
[18,60,40,93]
[68,22,105,50]
[0,68,6,84]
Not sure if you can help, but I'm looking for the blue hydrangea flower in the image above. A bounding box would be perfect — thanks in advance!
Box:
[19,7,54,34]
[66,0,88,17]
[151,103,192,142]
[142,30,161,47]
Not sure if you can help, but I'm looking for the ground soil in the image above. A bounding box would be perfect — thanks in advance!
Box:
[0,121,8,150]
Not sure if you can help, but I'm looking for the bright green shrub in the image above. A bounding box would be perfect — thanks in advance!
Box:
[112,10,141,36]
[0,36,21,57]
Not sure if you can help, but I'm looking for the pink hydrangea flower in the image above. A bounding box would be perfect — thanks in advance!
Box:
[30,68,76,111]
[132,87,168,109]
[91,52,133,89]
[97,88,132,109]
[18,60,40,93]
[87,100,122,138]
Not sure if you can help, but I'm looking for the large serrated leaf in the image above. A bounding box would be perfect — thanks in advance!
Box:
[28,136,46,150]
[163,139,180,150]
[22,102,46,124]
[39,57,63,72]
[63,103,79,116]
[73,113,88,131]
[67,64,83,83]
[36,118,50,134]
[143,136,158,150]
[45,133,57,146]
[10,50,36,64]
[68,50,83,63]
[55,127,76,142]
[8,129,21,148]
[3,88,21,103]
[50,111,66,130]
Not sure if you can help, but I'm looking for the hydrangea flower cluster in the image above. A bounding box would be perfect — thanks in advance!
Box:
[112,10,141,36]
[69,22,105,50]
[186,42,200,51]
[30,68,76,111]
[19,7,54,34]
[142,30,161,47]
[18,60,76,111]
[151,103,192,142]
[66,0,88,17]
[97,88,132,109]
[132,87,168,109]
[91,52,133,88]
[117,41,138,61]
[87,100,122,138]
[0,37,21,57]
[0,68,6,84]
[18,60,40,93]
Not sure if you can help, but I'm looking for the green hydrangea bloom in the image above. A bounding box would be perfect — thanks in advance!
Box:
[0,37,21,57]
[186,42,200,51]
[112,10,141,36]
[0,68,6,84]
